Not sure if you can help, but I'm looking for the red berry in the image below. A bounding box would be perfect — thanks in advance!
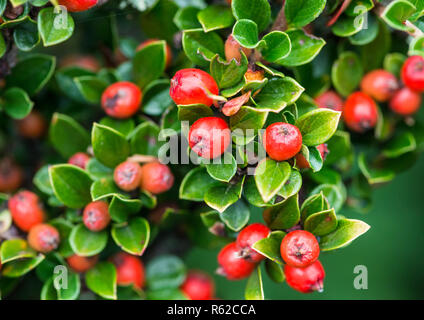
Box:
[137,39,173,69]
[111,252,145,289]
[140,162,174,194]
[8,191,45,232]
[343,92,379,133]
[189,117,231,159]
[389,87,422,116]
[181,270,215,300]
[101,81,142,119]
[114,161,143,192]
[28,224,60,253]
[170,68,219,107]
[236,223,271,263]
[217,242,256,280]
[67,254,98,273]
[314,91,343,112]
[68,152,91,170]
[58,0,98,12]
[61,55,100,72]
[0,158,23,193]
[16,110,46,139]
[360,70,398,102]
[284,260,325,293]
[280,230,320,268]
[295,144,329,169]
[83,201,111,232]
[225,34,252,63]
[264,123,303,161]
[402,55,424,92]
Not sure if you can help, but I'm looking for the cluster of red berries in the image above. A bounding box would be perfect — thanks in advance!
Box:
[316,55,424,133]
[217,225,325,294]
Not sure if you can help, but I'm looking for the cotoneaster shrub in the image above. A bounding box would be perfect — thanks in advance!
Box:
[0,0,423,300]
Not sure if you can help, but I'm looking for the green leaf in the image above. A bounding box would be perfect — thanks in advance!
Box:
[133,41,166,89]
[260,31,291,63]
[146,255,186,290]
[0,32,5,58]
[38,7,74,46]
[33,165,54,195]
[210,53,248,89]
[92,123,130,168]
[232,19,261,49]
[57,272,80,300]
[245,267,264,300]
[86,262,117,300]
[381,0,417,32]
[332,12,365,37]
[300,192,328,221]
[230,106,268,135]
[0,239,36,263]
[331,51,363,97]
[262,194,300,230]
[6,54,55,96]
[205,153,237,182]
[252,231,286,265]
[49,113,90,159]
[49,164,92,209]
[243,176,277,207]
[0,209,12,234]
[74,76,108,104]
[99,117,135,138]
[49,218,74,258]
[384,53,407,78]
[278,169,302,198]
[129,121,162,157]
[69,224,108,257]
[109,195,142,223]
[142,79,173,116]
[358,153,395,185]
[231,0,271,32]
[304,208,338,236]
[13,18,40,51]
[1,87,33,119]
[255,159,291,202]
[253,77,304,113]
[174,6,202,30]
[41,278,58,300]
[111,218,150,256]
[219,199,250,231]
[285,0,326,28]
[349,14,379,45]
[204,178,244,213]
[265,260,285,283]
[180,167,220,201]
[86,158,113,181]
[383,132,417,158]
[90,178,122,201]
[182,29,224,67]
[177,104,214,123]
[311,184,345,212]
[2,255,45,278]
[197,5,234,32]
[296,108,341,146]
[319,219,370,251]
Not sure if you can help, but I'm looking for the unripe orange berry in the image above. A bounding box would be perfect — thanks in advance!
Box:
[67,254,98,273]
[8,191,45,232]
[140,162,174,194]
[28,224,60,253]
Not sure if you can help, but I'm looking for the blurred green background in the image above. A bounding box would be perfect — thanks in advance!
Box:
[185,155,424,300]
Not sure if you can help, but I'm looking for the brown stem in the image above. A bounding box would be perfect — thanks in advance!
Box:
[327,0,352,27]
[271,0,287,32]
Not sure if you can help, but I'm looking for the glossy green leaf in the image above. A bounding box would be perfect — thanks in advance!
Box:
[252,231,286,265]
[133,41,166,89]
[1,87,33,119]
[255,159,291,202]
[204,177,244,213]
[0,239,36,263]
[381,0,416,32]
[231,0,271,32]
[263,194,300,230]
[245,267,264,300]
[111,218,150,256]
[319,219,370,251]
[219,199,250,231]
[69,224,108,257]
[129,121,162,157]
[331,51,363,97]
[210,53,248,89]
[38,7,74,46]
[197,5,234,32]
[182,29,224,67]
[146,255,186,290]
[278,169,302,198]
[74,76,108,104]
[205,153,237,182]
[304,208,338,236]
[285,0,326,28]
[86,262,117,300]
[109,195,142,223]
[180,167,220,201]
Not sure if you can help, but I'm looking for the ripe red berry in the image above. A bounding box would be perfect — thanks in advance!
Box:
[181,270,215,300]
[343,92,379,133]
[217,242,256,280]
[314,91,343,112]
[111,252,145,289]
[140,162,174,194]
[280,230,320,268]
[0,158,23,193]
[8,191,45,232]
[402,55,424,92]
[83,201,111,232]
[295,144,329,169]
[58,0,98,12]
[16,110,46,139]
[61,55,100,72]
[67,254,99,273]
[236,223,271,263]
[170,68,219,107]
[284,260,325,293]
[68,152,91,170]
[360,69,398,102]
[264,122,303,161]
[28,224,60,253]
[137,39,173,69]
[101,81,142,119]
[114,161,143,192]
[389,87,422,116]
[188,117,231,159]
[225,34,252,63]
